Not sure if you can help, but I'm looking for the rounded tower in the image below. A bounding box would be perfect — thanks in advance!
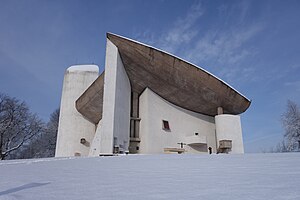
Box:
[55,65,99,157]
[215,114,244,153]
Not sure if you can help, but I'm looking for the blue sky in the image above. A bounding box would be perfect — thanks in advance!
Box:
[1,0,299,153]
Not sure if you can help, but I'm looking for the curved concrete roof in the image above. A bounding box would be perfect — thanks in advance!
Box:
[76,33,251,124]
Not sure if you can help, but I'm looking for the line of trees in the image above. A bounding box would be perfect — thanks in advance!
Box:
[0,93,59,160]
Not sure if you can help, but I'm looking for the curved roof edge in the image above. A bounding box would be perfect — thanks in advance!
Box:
[107,32,251,103]
[76,32,251,124]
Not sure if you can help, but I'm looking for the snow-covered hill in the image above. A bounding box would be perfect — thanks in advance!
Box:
[0,153,300,200]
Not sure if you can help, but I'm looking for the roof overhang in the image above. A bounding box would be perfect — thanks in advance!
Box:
[76,33,251,124]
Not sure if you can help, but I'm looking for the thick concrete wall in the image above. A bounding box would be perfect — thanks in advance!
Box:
[55,65,98,157]
[92,39,131,155]
[139,88,216,154]
[215,114,244,154]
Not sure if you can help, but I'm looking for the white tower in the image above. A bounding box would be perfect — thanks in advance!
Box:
[215,114,244,153]
[55,65,99,157]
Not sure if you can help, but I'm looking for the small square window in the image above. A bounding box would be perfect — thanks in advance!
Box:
[162,120,170,130]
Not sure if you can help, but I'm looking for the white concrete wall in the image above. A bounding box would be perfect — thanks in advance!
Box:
[55,65,99,157]
[215,114,244,154]
[139,88,216,154]
[92,39,131,155]
[89,120,102,156]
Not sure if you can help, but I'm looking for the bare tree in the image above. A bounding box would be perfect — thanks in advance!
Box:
[274,140,288,153]
[37,108,59,157]
[281,100,300,151]
[46,108,59,151]
[17,108,59,159]
[0,93,44,160]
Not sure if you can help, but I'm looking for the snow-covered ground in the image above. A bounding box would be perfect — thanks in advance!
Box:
[0,153,300,200]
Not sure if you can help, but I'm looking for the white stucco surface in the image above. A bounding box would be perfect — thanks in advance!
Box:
[139,88,216,154]
[94,39,131,155]
[55,65,98,157]
[215,114,244,153]
[89,120,102,156]
[67,65,99,72]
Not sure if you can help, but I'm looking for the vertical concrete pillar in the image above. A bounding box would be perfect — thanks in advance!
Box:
[132,92,140,138]
[130,92,138,138]
[217,107,223,115]
[130,119,135,138]
[129,92,141,153]
[98,39,131,155]
[131,92,139,117]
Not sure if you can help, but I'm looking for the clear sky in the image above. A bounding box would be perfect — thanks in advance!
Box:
[1,0,300,153]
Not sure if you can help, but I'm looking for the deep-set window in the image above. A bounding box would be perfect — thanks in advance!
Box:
[162,120,170,130]
[80,138,86,144]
